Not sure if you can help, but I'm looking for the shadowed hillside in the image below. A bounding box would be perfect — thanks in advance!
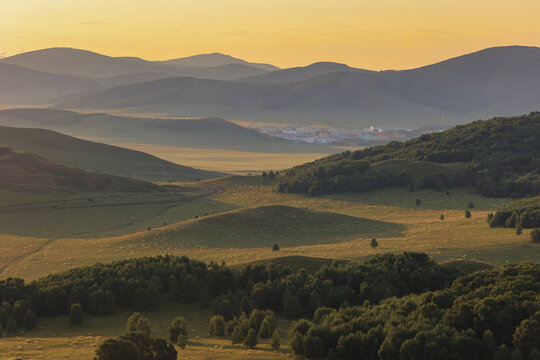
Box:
[0,121,223,181]
[0,147,164,193]
[162,52,279,71]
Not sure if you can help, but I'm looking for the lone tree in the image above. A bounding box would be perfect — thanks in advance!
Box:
[23,310,36,330]
[416,198,421,205]
[440,214,444,220]
[244,328,258,348]
[271,329,281,349]
[258,318,272,339]
[272,244,280,251]
[70,303,83,326]
[169,317,188,343]
[232,325,244,344]
[468,202,475,209]
[210,315,226,337]
[531,229,540,243]
[465,210,472,218]
[6,317,17,335]
[370,238,378,249]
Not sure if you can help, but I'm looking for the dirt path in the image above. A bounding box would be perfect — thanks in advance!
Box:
[0,183,224,277]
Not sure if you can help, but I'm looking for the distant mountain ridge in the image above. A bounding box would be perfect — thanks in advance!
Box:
[161,52,279,72]
[54,46,540,128]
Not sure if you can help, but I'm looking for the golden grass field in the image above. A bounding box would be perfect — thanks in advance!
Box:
[0,174,538,359]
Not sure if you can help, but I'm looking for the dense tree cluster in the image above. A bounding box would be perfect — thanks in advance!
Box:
[0,255,235,319]
[290,262,540,359]
[95,313,176,360]
[278,112,540,197]
[489,196,540,228]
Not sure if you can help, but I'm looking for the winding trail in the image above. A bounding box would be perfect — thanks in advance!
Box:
[0,183,224,277]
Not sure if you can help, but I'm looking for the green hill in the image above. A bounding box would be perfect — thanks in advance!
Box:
[0,122,223,181]
[0,147,163,193]
[121,204,405,248]
[277,112,540,197]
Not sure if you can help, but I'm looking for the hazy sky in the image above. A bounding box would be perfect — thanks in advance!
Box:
[1,0,539,69]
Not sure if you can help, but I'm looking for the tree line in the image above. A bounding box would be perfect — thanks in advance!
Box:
[277,112,540,197]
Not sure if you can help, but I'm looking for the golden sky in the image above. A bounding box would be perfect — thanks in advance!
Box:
[1,0,539,69]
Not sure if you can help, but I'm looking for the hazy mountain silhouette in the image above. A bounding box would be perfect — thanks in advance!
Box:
[162,52,279,71]
[1,47,272,82]
[0,61,99,104]
[240,62,373,83]
[56,46,540,128]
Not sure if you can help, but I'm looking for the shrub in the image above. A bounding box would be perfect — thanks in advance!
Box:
[244,328,258,348]
[516,225,522,235]
[70,303,83,326]
[23,310,36,330]
[232,325,244,344]
[289,331,304,356]
[531,229,540,243]
[440,214,445,220]
[95,338,139,360]
[370,238,378,249]
[271,329,281,349]
[416,198,421,205]
[177,334,188,349]
[210,315,226,337]
[468,202,475,209]
[259,318,272,339]
[126,313,151,335]
[5,317,17,335]
[272,244,280,251]
[465,210,472,218]
[168,317,188,343]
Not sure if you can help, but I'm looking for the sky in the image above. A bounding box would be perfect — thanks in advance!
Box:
[1,0,540,70]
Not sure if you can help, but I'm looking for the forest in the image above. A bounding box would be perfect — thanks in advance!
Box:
[278,112,540,197]
[1,254,539,359]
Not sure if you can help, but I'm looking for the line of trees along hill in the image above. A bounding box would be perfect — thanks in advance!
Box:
[489,196,540,229]
[0,253,455,329]
[277,112,540,197]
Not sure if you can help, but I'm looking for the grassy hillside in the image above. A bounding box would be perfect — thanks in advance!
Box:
[277,112,540,197]
[0,147,164,193]
[118,204,405,249]
[0,121,223,181]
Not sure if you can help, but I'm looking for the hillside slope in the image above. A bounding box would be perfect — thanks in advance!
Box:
[277,112,540,197]
[0,121,223,181]
[0,108,328,153]
[0,62,98,104]
[118,204,405,248]
[0,147,164,193]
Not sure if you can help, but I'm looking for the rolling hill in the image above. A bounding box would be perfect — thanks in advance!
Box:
[0,147,164,193]
[0,108,329,153]
[55,46,540,128]
[239,61,373,83]
[0,62,99,104]
[117,204,406,248]
[1,47,273,81]
[161,52,279,71]
[0,121,223,181]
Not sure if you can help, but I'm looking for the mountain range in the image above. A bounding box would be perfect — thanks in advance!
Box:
[1,46,540,128]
